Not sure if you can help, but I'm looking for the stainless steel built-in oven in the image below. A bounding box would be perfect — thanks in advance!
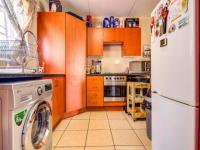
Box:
[104,76,127,102]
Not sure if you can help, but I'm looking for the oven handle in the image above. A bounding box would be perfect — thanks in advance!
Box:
[104,82,127,86]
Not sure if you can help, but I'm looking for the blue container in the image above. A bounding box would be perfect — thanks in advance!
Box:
[103,18,110,28]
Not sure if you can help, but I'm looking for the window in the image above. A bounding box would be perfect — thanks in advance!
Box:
[0,1,8,40]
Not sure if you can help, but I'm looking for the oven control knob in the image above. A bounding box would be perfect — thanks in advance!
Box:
[106,77,108,80]
[109,77,112,80]
[37,87,43,96]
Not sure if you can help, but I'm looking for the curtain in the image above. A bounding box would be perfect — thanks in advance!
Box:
[1,0,37,39]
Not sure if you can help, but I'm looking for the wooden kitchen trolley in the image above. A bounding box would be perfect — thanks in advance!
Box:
[127,81,150,121]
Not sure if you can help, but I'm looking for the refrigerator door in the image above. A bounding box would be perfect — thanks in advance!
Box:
[151,0,198,106]
[152,93,199,150]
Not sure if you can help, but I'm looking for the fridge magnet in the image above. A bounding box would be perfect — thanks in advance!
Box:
[178,15,189,29]
[160,38,168,47]
[181,0,188,13]
[161,3,169,34]
[168,24,176,33]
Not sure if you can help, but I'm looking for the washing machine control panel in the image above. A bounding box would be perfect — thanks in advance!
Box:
[45,84,52,91]
[37,87,43,96]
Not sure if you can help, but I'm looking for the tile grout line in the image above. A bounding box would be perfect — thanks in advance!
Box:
[122,111,147,148]
[54,117,72,148]
[84,112,91,150]
[106,111,116,150]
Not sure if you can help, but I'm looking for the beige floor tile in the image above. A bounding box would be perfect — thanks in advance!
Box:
[109,120,131,129]
[115,146,145,150]
[85,146,115,150]
[52,131,64,146]
[112,130,142,146]
[67,120,89,130]
[89,120,110,130]
[57,131,87,146]
[135,130,151,146]
[145,146,152,150]
[129,121,146,129]
[55,118,71,130]
[107,111,125,120]
[72,112,90,120]
[86,130,113,146]
[54,147,84,150]
[90,112,108,120]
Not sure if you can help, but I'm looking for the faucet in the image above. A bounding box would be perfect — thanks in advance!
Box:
[21,31,39,73]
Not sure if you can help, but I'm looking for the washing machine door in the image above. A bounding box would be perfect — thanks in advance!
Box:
[22,100,52,150]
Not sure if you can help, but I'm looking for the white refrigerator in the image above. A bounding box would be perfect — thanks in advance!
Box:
[151,0,199,150]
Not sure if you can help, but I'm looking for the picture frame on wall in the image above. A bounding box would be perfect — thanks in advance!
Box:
[143,44,151,59]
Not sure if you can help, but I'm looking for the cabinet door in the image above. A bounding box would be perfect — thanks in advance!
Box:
[87,28,103,56]
[44,76,66,129]
[103,28,124,43]
[65,14,86,113]
[122,28,141,56]
[87,76,104,106]
[37,12,66,74]
[52,77,60,128]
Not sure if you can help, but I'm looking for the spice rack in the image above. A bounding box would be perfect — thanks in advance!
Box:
[127,82,150,121]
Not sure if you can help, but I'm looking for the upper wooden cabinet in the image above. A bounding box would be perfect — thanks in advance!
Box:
[87,27,141,57]
[103,28,124,43]
[122,28,141,56]
[37,12,66,74]
[87,28,103,56]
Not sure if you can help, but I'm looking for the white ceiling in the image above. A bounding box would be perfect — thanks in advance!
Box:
[60,0,160,17]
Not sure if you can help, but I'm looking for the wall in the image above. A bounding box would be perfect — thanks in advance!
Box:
[140,17,151,48]
[101,45,134,73]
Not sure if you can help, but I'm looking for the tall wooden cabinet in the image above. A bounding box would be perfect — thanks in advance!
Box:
[38,13,86,127]
[65,14,86,114]
[37,13,66,74]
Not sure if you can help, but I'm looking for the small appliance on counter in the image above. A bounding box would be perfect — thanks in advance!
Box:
[129,60,151,73]
[87,59,102,74]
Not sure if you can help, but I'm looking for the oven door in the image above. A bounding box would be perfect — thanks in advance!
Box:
[104,82,127,102]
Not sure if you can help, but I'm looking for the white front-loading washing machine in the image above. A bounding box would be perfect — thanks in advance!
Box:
[0,79,53,150]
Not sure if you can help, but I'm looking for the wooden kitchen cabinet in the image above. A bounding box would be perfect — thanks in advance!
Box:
[103,28,124,43]
[87,28,103,56]
[122,28,141,56]
[37,12,66,74]
[38,13,86,120]
[43,76,66,129]
[87,76,104,106]
[65,14,86,113]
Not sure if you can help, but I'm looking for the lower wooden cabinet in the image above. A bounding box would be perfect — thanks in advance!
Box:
[44,76,66,128]
[87,76,104,106]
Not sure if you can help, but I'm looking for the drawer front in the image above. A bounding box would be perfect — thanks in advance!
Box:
[87,91,103,106]
[87,76,103,91]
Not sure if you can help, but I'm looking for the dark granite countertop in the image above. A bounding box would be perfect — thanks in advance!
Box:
[86,72,151,76]
[0,73,65,79]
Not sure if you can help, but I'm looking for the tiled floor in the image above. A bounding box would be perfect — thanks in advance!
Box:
[53,111,151,150]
